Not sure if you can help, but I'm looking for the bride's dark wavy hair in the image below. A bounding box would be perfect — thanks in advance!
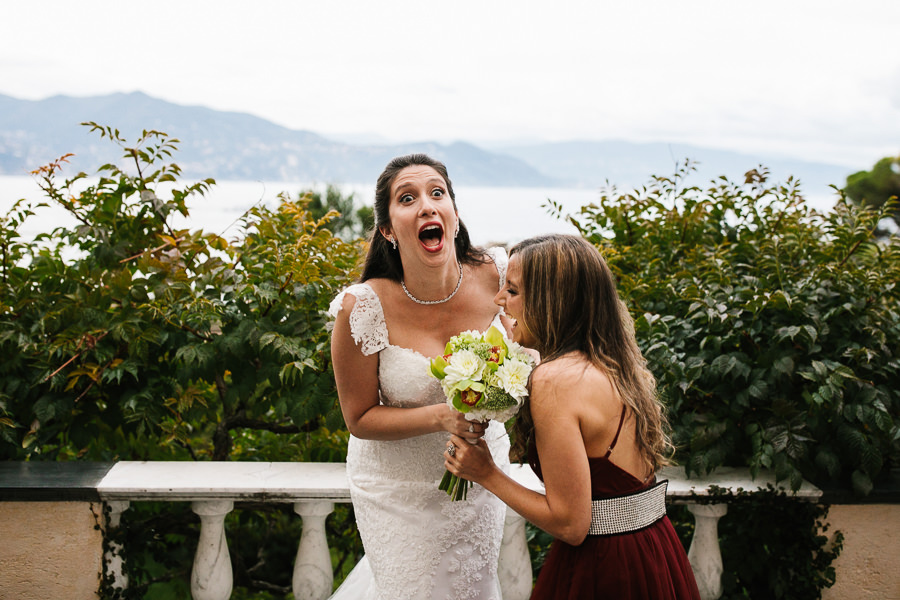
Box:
[359,154,487,283]
[508,234,673,474]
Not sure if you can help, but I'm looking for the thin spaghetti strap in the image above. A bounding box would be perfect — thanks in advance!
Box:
[604,407,628,458]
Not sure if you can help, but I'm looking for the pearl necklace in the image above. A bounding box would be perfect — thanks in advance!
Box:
[401,260,464,305]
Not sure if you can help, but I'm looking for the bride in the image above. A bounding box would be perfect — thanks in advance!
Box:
[328,154,512,600]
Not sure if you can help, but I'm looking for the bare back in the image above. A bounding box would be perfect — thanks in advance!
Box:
[532,353,650,484]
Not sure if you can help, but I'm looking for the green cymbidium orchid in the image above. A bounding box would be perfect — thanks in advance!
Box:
[430,355,449,379]
[484,325,508,364]
[450,381,486,411]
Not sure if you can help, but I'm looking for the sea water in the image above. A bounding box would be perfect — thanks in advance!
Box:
[0,175,837,247]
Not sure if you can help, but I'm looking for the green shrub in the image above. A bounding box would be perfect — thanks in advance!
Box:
[0,123,363,462]
[551,162,900,496]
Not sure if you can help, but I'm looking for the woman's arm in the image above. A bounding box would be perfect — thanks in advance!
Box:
[445,363,592,545]
[331,293,483,442]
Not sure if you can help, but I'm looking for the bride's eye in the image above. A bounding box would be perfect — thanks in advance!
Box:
[431,188,445,198]
[398,193,414,204]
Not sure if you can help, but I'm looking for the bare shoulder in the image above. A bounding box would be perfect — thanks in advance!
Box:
[354,278,404,310]
[528,356,589,433]
[361,277,390,295]
[531,353,593,384]
[531,354,587,399]
[530,354,614,410]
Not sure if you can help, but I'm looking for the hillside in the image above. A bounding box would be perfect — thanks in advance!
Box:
[0,92,557,187]
[0,92,854,195]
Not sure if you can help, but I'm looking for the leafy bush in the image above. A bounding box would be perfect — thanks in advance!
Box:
[0,123,363,462]
[550,162,900,495]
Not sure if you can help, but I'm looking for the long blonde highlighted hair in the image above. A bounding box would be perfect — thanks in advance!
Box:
[508,234,673,474]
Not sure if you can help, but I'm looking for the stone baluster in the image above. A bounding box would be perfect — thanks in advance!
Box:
[292,500,335,600]
[498,507,533,600]
[104,500,131,591]
[687,503,728,600]
[191,499,234,600]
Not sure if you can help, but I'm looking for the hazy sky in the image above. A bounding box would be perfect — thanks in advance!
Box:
[3,0,899,170]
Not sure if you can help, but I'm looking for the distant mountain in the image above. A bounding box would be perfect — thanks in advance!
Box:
[493,140,855,198]
[0,92,855,197]
[0,92,558,187]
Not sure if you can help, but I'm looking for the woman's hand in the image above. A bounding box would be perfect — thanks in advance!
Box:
[434,404,487,444]
[443,433,497,484]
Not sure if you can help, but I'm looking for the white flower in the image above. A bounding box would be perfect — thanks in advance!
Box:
[505,340,533,364]
[506,339,525,354]
[496,359,531,402]
[442,349,486,388]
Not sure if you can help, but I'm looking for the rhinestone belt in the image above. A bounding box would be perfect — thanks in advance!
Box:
[588,480,668,536]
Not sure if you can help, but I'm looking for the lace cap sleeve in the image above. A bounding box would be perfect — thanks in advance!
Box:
[328,283,389,356]
[485,246,508,289]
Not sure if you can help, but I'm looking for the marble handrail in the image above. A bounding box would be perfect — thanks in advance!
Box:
[87,461,819,600]
[96,461,540,600]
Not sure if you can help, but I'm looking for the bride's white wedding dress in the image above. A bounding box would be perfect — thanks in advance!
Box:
[328,249,510,600]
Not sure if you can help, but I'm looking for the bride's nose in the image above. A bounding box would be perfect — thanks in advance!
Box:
[419,198,438,217]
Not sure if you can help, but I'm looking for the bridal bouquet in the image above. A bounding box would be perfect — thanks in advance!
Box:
[429,325,535,500]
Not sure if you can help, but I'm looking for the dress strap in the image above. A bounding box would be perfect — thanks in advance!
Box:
[604,407,628,459]
[485,246,508,289]
[328,283,390,356]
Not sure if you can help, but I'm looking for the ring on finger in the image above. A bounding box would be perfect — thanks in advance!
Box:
[447,442,456,457]
[468,424,475,433]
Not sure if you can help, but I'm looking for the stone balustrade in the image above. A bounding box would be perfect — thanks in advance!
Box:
[658,466,824,599]
[0,461,822,600]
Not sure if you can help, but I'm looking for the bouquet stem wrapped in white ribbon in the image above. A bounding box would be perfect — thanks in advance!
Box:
[430,326,535,501]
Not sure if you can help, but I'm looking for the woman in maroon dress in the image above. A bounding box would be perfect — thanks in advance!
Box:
[444,234,700,599]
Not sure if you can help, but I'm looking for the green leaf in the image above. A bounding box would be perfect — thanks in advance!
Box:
[772,356,794,376]
[747,379,768,400]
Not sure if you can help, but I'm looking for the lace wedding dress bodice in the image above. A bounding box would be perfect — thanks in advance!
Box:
[328,248,510,600]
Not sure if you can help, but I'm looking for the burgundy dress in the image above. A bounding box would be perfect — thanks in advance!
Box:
[529,412,701,600]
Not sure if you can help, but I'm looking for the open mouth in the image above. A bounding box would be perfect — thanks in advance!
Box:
[418,222,445,251]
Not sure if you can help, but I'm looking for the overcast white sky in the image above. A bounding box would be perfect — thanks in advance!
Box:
[3,0,899,170]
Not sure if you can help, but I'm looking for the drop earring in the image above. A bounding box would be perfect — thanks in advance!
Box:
[454,221,460,238]
[390,237,397,250]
